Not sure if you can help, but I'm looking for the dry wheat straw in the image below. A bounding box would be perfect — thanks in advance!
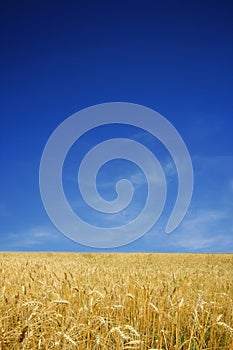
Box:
[0,252,232,349]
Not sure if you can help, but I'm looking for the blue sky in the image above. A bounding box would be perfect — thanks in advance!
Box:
[1,0,232,252]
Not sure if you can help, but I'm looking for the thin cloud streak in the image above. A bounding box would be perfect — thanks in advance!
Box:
[1,226,60,250]
[144,208,233,252]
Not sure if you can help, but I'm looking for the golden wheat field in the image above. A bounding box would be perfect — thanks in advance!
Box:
[0,253,232,350]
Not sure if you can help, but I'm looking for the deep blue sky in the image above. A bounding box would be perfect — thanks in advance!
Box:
[1,0,232,252]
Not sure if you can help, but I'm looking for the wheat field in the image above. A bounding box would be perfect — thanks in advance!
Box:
[0,253,232,349]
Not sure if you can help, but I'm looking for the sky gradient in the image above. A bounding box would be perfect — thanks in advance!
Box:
[1,0,233,252]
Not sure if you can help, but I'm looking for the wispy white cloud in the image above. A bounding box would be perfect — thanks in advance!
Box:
[132,130,155,144]
[1,226,60,249]
[172,209,232,250]
[3,154,230,252]
[144,208,233,252]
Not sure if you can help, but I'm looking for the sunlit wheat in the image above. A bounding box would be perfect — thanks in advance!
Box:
[0,252,232,349]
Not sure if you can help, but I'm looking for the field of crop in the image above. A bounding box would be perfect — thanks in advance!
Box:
[0,253,232,349]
